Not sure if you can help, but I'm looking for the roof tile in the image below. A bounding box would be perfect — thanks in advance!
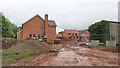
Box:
[48,20,57,27]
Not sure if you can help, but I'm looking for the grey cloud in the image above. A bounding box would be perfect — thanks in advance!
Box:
[0,0,119,33]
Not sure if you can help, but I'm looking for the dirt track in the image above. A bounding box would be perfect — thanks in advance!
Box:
[13,42,118,66]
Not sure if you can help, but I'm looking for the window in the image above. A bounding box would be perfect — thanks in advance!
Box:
[33,33,36,37]
[38,34,40,39]
[76,37,78,38]
[41,26,43,29]
[72,33,74,35]
[75,33,77,35]
[29,34,32,38]
[69,33,71,35]
[69,37,71,39]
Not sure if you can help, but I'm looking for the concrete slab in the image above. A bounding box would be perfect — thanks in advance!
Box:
[106,41,116,47]
[91,40,99,46]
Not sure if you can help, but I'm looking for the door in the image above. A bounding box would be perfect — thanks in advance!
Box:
[29,34,32,38]
[38,34,41,39]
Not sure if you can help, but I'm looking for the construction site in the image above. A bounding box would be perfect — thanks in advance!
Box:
[0,4,119,67]
[2,37,118,66]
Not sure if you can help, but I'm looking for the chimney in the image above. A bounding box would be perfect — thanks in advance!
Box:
[45,14,48,36]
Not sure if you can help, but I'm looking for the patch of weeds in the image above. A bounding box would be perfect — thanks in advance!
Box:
[2,50,40,66]
[17,51,40,59]
[6,38,15,40]
[20,39,26,42]
[24,61,27,63]
[8,58,15,63]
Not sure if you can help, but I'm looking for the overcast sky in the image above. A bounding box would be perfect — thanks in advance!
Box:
[0,0,119,33]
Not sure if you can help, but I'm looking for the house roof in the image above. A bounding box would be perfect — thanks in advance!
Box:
[64,29,79,33]
[17,29,23,34]
[108,21,120,24]
[56,34,62,37]
[22,14,57,27]
[82,30,89,34]
[22,14,44,26]
[48,20,57,27]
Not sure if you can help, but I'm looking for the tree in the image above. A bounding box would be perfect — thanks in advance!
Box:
[1,14,18,39]
[88,20,110,43]
[11,24,18,38]
[58,31,64,35]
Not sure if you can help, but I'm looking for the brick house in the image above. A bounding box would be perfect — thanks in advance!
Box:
[56,34,63,39]
[17,14,57,43]
[80,30,90,42]
[63,29,80,40]
[63,29,90,42]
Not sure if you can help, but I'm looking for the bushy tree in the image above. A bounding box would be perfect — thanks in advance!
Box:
[1,13,18,39]
[58,31,64,35]
[88,20,110,43]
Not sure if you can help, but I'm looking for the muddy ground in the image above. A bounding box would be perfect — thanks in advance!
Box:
[12,41,118,66]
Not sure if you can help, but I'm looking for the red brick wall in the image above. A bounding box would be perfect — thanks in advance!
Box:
[63,32,69,39]
[17,15,57,43]
[81,30,90,42]
[22,16,45,39]
[47,26,56,43]
[44,14,56,43]
[63,32,79,40]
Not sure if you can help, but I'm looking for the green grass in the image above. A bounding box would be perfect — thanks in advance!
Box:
[2,50,40,66]
[20,39,26,42]
[3,38,15,39]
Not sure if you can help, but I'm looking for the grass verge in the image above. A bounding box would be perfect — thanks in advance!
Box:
[2,50,40,66]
